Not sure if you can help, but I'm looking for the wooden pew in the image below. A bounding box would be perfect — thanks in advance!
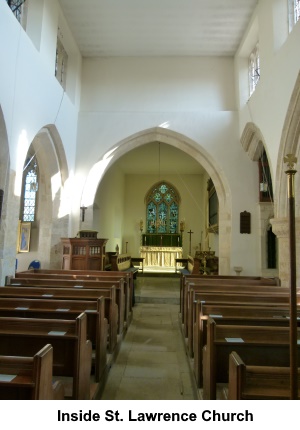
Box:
[7,276,126,336]
[185,284,294,357]
[0,296,108,383]
[0,313,93,399]
[16,268,134,317]
[180,275,280,323]
[110,254,139,279]
[193,301,300,387]
[0,344,64,400]
[175,255,201,275]
[202,316,300,400]
[0,285,118,354]
[226,351,300,400]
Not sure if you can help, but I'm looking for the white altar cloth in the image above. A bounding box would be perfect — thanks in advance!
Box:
[140,246,183,267]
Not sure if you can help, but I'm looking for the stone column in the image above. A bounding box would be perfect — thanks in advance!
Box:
[270,217,300,288]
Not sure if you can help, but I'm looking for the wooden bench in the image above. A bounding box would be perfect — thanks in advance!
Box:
[193,301,300,388]
[8,276,126,336]
[226,351,300,400]
[0,344,64,400]
[0,296,108,384]
[202,316,300,399]
[175,255,201,275]
[184,282,290,354]
[0,313,93,399]
[181,277,282,335]
[16,268,135,319]
[130,257,144,273]
[110,254,139,278]
[189,288,298,357]
[180,275,280,323]
[0,285,118,354]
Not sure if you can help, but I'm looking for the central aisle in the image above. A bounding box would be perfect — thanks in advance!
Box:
[99,275,198,400]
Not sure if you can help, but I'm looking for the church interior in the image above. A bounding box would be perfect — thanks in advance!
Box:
[0,0,299,401]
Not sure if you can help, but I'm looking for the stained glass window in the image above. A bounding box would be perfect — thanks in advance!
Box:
[22,157,38,222]
[146,181,180,233]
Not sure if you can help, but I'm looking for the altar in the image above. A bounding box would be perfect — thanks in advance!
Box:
[140,246,183,268]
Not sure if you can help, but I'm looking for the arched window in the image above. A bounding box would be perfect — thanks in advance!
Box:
[146,181,181,234]
[249,43,260,97]
[21,155,39,222]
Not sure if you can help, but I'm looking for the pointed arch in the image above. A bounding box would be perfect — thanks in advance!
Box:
[82,126,232,274]
[16,125,70,271]
[275,71,300,218]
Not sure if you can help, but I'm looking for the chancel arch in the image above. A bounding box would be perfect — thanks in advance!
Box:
[86,127,232,274]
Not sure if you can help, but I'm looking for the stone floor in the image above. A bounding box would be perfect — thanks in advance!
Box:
[99,274,198,400]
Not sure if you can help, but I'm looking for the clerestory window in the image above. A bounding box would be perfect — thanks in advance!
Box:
[249,43,260,97]
[6,0,28,29]
[289,0,300,31]
[55,33,68,90]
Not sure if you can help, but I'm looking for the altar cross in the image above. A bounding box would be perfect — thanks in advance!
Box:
[187,229,194,255]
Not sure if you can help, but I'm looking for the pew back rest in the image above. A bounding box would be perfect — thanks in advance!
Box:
[0,344,64,400]
[0,313,92,399]
[228,351,300,400]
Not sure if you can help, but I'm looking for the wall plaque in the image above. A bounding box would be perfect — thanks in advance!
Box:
[240,211,251,234]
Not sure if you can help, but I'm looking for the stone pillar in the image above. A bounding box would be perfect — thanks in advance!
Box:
[270,217,300,288]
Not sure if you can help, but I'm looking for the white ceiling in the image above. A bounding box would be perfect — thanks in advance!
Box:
[58,0,258,57]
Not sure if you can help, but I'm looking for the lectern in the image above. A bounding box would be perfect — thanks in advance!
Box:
[61,230,108,271]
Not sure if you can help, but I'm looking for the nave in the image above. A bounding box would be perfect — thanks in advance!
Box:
[99,275,198,400]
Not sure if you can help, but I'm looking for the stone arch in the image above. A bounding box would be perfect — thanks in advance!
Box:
[16,125,70,271]
[82,126,232,274]
[0,105,13,284]
[240,122,277,277]
[271,71,300,287]
[275,71,300,219]
[240,122,265,161]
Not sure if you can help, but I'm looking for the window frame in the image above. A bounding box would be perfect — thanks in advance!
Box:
[20,155,39,223]
[248,42,260,97]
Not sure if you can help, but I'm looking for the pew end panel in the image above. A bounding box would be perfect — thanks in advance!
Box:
[0,344,65,400]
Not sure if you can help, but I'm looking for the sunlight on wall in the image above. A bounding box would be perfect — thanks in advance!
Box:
[14,130,29,197]
[58,171,74,218]
[51,171,61,201]
[81,147,119,207]
[159,121,170,128]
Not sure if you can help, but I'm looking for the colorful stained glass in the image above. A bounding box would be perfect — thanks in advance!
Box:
[146,181,180,233]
